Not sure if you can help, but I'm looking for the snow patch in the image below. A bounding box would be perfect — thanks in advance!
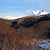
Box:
[32,10,48,16]
[0,15,28,20]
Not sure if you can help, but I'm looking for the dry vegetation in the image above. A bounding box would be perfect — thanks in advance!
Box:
[0,14,50,50]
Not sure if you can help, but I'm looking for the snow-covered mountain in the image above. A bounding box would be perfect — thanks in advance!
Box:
[32,10,48,16]
[0,10,49,20]
[0,15,28,20]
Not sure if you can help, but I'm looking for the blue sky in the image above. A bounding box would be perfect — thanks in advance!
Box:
[0,0,50,17]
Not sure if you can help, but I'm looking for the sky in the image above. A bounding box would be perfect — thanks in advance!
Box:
[0,0,50,17]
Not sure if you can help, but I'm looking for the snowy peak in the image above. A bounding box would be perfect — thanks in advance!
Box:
[0,15,28,20]
[32,10,48,16]
[0,10,49,20]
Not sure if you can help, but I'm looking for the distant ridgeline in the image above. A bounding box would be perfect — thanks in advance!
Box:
[10,14,50,29]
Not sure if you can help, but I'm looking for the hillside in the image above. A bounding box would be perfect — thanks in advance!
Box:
[0,14,50,50]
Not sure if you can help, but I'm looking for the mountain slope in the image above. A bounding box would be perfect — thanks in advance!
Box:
[0,14,50,50]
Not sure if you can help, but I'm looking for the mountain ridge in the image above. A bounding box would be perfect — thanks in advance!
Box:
[0,14,50,50]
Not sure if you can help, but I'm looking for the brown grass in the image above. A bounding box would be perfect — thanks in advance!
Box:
[0,14,50,50]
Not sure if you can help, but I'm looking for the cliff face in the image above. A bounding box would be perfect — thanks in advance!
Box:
[0,14,50,50]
